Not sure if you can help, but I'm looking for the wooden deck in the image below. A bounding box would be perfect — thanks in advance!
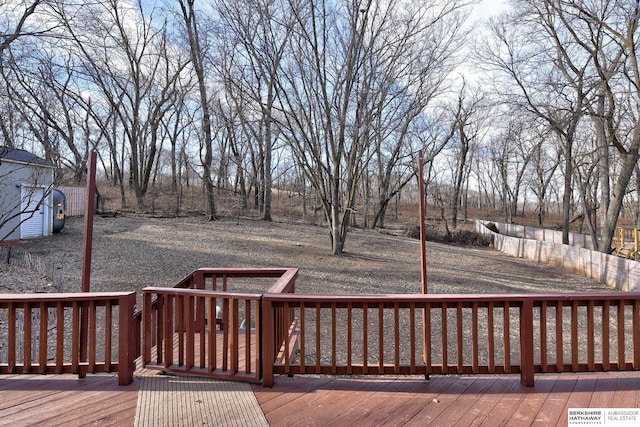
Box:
[1,371,639,426]
[253,372,640,426]
[0,373,139,426]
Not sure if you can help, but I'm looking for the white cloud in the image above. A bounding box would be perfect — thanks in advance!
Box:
[472,0,510,21]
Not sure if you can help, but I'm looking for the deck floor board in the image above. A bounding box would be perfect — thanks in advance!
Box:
[254,372,640,426]
[1,371,640,425]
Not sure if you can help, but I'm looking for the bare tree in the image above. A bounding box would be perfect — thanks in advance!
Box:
[489,116,540,224]
[277,0,471,254]
[1,48,94,182]
[573,129,601,241]
[177,0,217,220]
[50,1,186,209]
[367,4,470,229]
[213,95,251,209]
[481,3,591,244]
[215,0,295,221]
[0,0,73,168]
[483,1,640,252]
[446,83,487,229]
[527,123,561,227]
[0,0,43,55]
[569,1,640,252]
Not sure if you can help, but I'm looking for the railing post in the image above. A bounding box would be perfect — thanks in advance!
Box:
[520,300,535,387]
[634,299,640,369]
[194,270,206,333]
[193,269,205,289]
[255,297,263,381]
[262,297,275,387]
[135,311,142,364]
[231,298,239,374]
[118,292,136,386]
[142,291,152,366]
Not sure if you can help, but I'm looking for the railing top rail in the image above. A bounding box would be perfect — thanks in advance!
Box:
[266,268,298,294]
[144,286,263,300]
[0,291,135,303]
[173,267,299,289]
[263,291,640,304]
[193,267,295,278]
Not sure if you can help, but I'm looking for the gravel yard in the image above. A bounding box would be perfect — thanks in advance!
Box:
[4,214,612,296]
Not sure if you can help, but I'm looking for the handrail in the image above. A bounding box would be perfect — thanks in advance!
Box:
[0,292,136,385]
[174,268,298,290]
[263,292,638,304]
[266,268,299,294]
[144,287,262,299]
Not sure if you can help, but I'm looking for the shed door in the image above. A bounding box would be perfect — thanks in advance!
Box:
[20,186,45,239]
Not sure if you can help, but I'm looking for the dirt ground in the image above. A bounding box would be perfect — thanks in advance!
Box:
[3,214,613,297]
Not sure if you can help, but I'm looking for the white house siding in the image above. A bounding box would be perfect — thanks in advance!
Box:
[20,186,49,239]
[0,151,55,241]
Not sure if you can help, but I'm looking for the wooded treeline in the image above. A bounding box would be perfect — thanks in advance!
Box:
[1,0,639,254]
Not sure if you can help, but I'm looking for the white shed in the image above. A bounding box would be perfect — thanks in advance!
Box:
[0,146,56,241]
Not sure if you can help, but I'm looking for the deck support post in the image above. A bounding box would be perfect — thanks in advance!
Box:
[262,297,275,387]
[118,292,136,385]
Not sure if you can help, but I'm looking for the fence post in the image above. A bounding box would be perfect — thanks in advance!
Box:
[262,297,275,387]
[520,300,535,387]
[118,292,136,386]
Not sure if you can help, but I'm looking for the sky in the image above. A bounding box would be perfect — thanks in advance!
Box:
[472,0,510,20]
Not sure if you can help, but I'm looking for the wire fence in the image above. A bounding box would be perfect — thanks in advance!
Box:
[0,246,64,292]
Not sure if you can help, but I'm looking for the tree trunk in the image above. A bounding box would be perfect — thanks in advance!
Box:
[561,136,573,245]
[452,142,468,229]
[596,95,610,217]
[262,89,274,222]
[180,0,217,221]
[330,173,343,255]
[601,141,640,253]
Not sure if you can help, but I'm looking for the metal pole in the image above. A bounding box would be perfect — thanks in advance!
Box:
[418,150,427,294]
[81,151,97,293]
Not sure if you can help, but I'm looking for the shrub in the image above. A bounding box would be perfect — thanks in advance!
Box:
[485,222,499,233]
[453,230,493,247]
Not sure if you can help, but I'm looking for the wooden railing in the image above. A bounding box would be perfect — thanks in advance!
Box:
[0,292,136,385]
[264,268,297,378]
[141,268,299,382]
[139,268,640,387]
[173,267,298,292]
[3,268,636,389]
[261,292,640,387]
[4,269,634,389]
[142,287,263,382]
